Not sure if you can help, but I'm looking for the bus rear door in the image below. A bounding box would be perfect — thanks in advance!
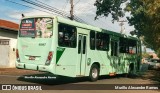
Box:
[110,39,120,75]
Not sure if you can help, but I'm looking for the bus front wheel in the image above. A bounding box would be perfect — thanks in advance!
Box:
[89,64,99,82]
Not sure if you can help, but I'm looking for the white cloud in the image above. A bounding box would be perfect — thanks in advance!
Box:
[74,0,96,16]
[3,0,135,34]
[8,9,52,20]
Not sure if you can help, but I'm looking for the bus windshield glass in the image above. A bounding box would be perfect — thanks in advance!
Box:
[20,17,53,38]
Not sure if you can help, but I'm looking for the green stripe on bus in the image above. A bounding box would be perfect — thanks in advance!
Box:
[56,47,65,64]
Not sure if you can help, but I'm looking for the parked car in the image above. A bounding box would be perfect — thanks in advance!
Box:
[147,59,160,70]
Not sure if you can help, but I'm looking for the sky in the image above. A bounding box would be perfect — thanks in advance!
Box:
[0,0,135,34]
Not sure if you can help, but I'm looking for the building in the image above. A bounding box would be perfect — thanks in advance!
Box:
[0,19,19,68]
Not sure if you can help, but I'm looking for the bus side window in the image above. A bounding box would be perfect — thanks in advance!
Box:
[111,41,118,56]
[96,32,109,51]
[96,33,102,50]
[58,23,77,48]
[69,29,76,47]
[58,32,64,46]
[119,37,129,53]
[111,41,114,56]
[90,31,95,50]
[128,40,137,54]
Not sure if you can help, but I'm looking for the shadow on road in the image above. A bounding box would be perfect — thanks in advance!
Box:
[16,71,160,90]
[17,72,142,85]
[16,63,151,85]
[17,73,89,85]
[140,70,160,84]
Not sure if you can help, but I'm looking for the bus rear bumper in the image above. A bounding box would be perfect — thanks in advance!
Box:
[16,62,54,73]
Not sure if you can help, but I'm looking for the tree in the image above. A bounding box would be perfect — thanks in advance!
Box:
[142,53,150,58]
[94,0,160,54]
[94,0,127,22]
[125,0,160,50]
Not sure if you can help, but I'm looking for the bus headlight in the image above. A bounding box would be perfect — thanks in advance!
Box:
[45,51,53,65]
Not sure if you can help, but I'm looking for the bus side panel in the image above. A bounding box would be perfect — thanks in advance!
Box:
[84,31,111,76]
[85,50,111,76]
[55,47,77,77]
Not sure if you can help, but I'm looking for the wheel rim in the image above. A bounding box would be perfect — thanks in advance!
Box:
[92,68,98,78]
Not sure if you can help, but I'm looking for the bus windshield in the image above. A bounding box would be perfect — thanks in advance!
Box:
[19,17,53,38]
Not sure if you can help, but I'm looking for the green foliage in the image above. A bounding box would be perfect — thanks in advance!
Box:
[142,53,150,58]
[126,0,160,50]
[157,48,160,58]
[94,0,127,22]
[94,0,160,54]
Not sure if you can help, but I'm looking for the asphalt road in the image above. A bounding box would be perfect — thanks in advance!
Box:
[0,69,159,93]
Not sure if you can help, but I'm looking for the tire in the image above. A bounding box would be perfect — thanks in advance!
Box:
[121,73,128,77]
[127,65,135,77]
[127,67,132,77]
[89,64,99,82]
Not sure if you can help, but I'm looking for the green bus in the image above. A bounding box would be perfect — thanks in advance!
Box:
[16,15,142,81]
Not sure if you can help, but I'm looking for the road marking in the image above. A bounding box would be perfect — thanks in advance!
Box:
[0,75,23,78]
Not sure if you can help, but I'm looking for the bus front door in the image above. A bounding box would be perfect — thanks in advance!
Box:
[78,34,87,76]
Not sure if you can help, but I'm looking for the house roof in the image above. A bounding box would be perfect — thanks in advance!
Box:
[0,19,19,31]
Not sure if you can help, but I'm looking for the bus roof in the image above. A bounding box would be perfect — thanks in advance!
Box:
[21,15,139,41]
[21,15,55,19]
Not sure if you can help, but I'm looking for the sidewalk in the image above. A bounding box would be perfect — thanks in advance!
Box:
[0,68,43,75]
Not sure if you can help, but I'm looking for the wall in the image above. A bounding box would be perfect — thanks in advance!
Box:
[0,43,10,67]
[0,30,17,68]
[9,39,17,67]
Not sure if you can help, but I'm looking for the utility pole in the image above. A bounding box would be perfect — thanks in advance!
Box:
[70,0,74,20]
[118,20,127,34]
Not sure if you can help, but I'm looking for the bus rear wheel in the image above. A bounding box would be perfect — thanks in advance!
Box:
[127,65,134,77]
[89,64,99,82]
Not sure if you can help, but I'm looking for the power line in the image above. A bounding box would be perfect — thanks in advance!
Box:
[73,0,117,31]
[6,0,89,24]
[6,0,71,20]
[74,0,103,25]
[26,0,85,22]
[21,0,87,23]
[76,1,94,12]
[5,0,54,15]
[21,0,65,16]
[74,0,80,6]
[34,0,67,16]
[62,0,69,16]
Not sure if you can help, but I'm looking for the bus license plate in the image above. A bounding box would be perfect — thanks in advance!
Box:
[29,56,35,60]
